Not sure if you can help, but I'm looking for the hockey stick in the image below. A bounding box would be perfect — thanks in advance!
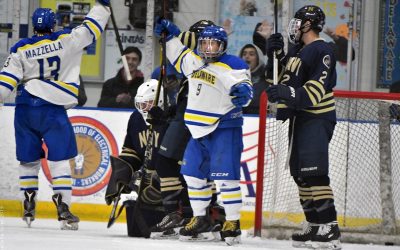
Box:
[126,0,168,238]
[107,186,124,228]
[273,0,278,85]
[109,4,132,81]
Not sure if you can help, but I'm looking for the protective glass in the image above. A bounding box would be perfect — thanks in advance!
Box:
[197,38,225,62]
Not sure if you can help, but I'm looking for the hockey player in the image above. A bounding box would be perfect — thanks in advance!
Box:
[0,1,111,230]
[265,5,341,250]
[148,20,228,238]
[154,20,253,245]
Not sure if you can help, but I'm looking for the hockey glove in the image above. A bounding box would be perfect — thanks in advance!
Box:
[146,106,167,125]
[230,83,253,107]
[266,33,285,60]
[98,0,110,6]
[266,84,296,106]
[154,18,181,41]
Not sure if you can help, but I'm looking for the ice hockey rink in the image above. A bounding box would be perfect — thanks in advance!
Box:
[1,217,399,250]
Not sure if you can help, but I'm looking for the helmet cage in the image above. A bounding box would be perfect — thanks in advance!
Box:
[197,38,226,63]
[287,18,303,44]
[134,79,164,121]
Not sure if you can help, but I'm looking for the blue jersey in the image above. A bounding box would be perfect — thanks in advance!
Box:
[268,39,337,122]
[120,110,167,171]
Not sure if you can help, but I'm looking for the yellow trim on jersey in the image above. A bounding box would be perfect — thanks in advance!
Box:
[304,85,318,105]
[83,20,101,39]
[17,34,69,52]
[184,113,219,124]
[175,49,191,73]
[53,80,79,96]
[308,80,325,94]
[212,61,232,70]
[0,75,17,88]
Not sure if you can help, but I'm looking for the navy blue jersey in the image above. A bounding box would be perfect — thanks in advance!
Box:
[268,39,337,122]
[119,110,167,171]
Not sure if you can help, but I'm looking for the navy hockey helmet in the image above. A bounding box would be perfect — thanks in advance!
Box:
[197,25,228,63]
[288,5,325,44]
[189,20,215,36]
[32,8,56,33]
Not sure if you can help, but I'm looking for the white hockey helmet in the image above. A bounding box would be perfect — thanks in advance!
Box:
[135,79,164,120]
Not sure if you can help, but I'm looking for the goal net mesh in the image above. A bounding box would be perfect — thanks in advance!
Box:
[259,92,400,238]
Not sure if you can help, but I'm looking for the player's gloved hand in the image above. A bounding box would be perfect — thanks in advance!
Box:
[230,83,253,107]
[266,33,284,60]
[146,106,167,125]
[266,84,296,106]
[154,18,181,41]
[98,0,110,6]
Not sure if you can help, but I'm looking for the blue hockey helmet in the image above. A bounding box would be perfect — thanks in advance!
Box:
[197,25,228,63]
[32,8,56,33]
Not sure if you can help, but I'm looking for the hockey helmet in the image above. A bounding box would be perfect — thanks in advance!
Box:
[197,25,228,63]
[32,8,56,33]
[135,79,164,120]
[189,20,215,36]
[288,5,325,44]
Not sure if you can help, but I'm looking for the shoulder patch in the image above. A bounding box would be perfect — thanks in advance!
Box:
[323,55,331,69]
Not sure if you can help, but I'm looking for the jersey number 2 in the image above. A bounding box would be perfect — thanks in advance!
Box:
[38,56,61,80]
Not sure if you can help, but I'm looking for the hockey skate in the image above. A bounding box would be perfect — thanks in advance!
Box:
[292,221,319,248]
[179,216,220,242]
[150,211,186,239]
[22,190,36,228]
[311,222,342,250]
[220,220,241,246]
[52,194,80,230]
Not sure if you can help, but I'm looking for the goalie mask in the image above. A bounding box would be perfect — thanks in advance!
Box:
[197,25,228,63]
[288,5,325,44]
[135,79,164,121]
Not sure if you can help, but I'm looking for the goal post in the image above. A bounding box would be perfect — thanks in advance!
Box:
[254,90,400,244]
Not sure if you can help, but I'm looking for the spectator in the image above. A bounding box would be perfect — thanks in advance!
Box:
[239,44,267,114]
[97,46,144,108]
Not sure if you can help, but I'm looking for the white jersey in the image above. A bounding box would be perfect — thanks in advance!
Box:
[0,3,110,108]
[166,37,252,138]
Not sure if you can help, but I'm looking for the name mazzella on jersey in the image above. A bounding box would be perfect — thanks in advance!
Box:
[25,42,63,59]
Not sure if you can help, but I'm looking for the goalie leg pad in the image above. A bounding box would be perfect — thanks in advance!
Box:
[124,200,165,238]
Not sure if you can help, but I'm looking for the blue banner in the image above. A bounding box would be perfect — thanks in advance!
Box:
[380,0,400,87]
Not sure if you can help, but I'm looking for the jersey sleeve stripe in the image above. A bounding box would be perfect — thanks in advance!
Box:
[43,80,79,98]
[303,86,318,105]
[1,71,20,82]
[83,21,101,41]
[173,48,191,73]
[84,17,103,33]
[0,76,17,90]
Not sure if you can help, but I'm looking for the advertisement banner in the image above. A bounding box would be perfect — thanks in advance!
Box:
[379,0,400,88]
[104,29,146,81]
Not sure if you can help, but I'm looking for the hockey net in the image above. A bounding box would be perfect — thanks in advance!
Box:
[255,90,400,244]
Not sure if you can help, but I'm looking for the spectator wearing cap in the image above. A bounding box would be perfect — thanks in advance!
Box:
[98,46,144,108]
